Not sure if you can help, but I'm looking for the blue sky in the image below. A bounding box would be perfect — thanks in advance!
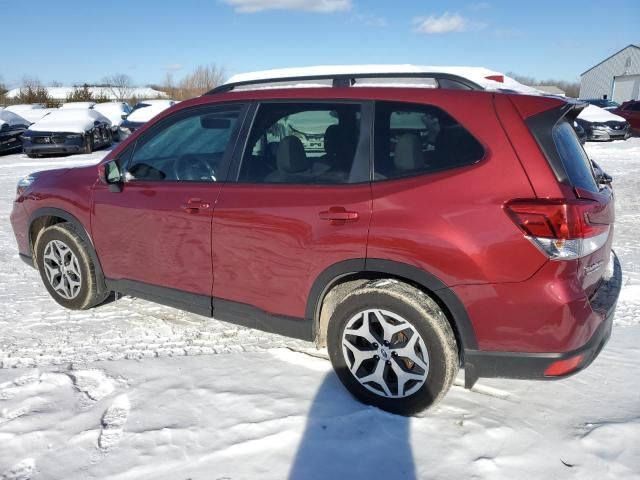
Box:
[1,0,638,87]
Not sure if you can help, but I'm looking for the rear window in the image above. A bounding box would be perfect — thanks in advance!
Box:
[373,101,484,181]
[552,120,598,192]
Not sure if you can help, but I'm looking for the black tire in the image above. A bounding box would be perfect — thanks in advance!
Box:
[34,222,109,310]
[27,153,38,158]
[84,134,94,154]
[327,279,459,415]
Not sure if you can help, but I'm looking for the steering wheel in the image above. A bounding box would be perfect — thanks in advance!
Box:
[173,154,216,181]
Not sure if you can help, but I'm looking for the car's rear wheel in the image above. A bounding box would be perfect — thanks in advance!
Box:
[35,222,108,310]
[327,280,459,415]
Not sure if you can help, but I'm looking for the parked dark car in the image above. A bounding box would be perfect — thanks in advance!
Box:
[613,100,640,134]
[575,105,631,141]
[0,110,30,154]
[22,109,112,157]
[581,98,620,111]
[573,121,587,144]
[10,67,621,415]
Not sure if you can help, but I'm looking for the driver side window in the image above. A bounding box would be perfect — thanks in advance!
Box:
[126,106,242,182]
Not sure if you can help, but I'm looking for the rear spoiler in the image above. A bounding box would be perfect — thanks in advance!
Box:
[525,98,589,186]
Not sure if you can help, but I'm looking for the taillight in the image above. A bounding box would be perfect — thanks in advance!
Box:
[504,199,610,260]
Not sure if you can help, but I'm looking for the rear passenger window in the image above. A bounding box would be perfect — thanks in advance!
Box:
[239,103,366,184]
[374,102,484,180]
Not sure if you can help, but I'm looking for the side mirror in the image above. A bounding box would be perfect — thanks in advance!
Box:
[121,114,128,120]
[98,160,123,192]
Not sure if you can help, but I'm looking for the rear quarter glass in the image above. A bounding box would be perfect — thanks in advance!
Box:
[552,121,598,193]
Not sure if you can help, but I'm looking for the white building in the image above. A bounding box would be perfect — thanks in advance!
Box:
[580,44,640,103]
[5,86,168,101]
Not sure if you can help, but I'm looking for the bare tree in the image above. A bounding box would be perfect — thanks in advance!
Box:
[162,64,225,100]
[0,77,7,104]
[507,72,580,98]
[102,73,134,100]
[162,72,177,99]
[12,77,59,107]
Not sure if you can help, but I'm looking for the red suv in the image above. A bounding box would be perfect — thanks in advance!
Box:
[614,100,640,134]
[10,68,622,415]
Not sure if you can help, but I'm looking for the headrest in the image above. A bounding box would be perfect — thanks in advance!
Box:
[324,124,342,156]
[277,136,309,173]
[394,133,423,171]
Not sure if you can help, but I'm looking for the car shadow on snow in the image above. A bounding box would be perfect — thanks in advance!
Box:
[288,372,416,480]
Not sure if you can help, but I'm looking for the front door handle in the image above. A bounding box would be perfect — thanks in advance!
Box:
[182,198,210,214]
[319,206,359,225]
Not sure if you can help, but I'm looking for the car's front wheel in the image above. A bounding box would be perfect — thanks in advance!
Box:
[327,280,459,415]
[35,222,108,310]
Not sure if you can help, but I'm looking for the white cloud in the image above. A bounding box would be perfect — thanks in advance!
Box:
[223,0,351,13]
[414,12,468,34]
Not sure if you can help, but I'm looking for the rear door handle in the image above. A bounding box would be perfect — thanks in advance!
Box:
[319,206,359,225]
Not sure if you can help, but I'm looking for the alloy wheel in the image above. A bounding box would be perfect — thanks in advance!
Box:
[341,308,429,398]
[42,239,82,300]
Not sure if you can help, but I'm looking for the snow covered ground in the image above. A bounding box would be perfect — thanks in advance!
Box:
[1,139,639,479]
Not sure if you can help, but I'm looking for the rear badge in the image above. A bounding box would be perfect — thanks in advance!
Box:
[584,260,604,275]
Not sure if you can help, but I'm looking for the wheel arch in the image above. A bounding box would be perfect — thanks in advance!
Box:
[307,258,478,357]
[28,207,107,292]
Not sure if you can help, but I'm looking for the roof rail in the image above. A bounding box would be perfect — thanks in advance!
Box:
[205,72,484,95]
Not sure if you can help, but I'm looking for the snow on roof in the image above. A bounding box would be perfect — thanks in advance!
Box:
[19,108,56,124]
[4,104,45,113]
[126,101,175,123]
[136,99,176,106]
[60,102,96,109]
[0,110,29,127]
[224,64,545,95]
[577,104,626,123]
[29,109,111,134]
[5,86,168,101]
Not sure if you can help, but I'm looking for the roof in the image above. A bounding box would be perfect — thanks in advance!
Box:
[581,44,640,76]
[214,65,544,95]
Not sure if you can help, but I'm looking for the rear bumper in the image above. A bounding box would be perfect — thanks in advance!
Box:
[463,251,622,388]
